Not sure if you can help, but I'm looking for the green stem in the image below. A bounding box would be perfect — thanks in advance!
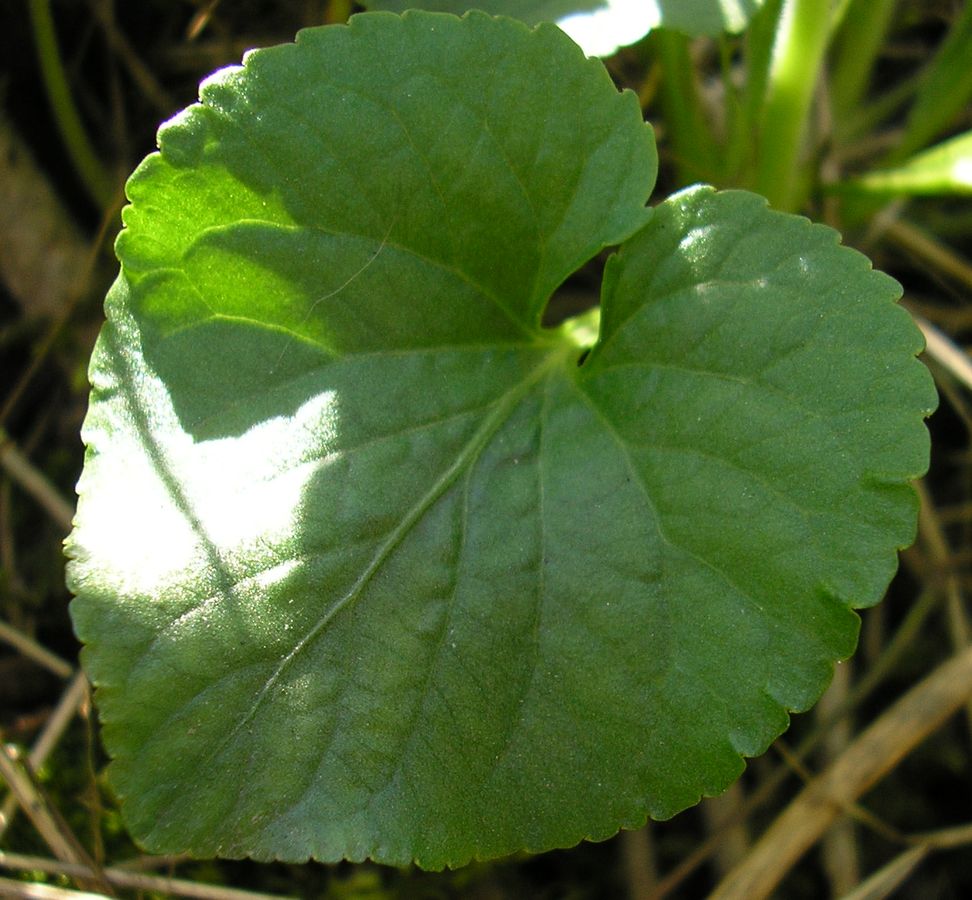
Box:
[828,0,898,137]
[27,0,115,208]
[729,0,783,188]
[719,35,747,185]
[325,0,353,23]
[828,0,855,33]
[557,306,600,351]
[655,30,719,187]
[754,0,832,210]
[742,0,784,127]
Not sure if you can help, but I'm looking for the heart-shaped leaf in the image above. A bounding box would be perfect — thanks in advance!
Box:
[67,10,934,869]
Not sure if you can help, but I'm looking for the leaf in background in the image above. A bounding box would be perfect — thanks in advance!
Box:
[67,10,933,870]
[359,0,765,55]
[889,0,972,163]
[840,130,972,197]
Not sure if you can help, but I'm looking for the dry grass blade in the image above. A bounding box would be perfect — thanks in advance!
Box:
[0,851,299,900]
[837,845,929,900]
[86,0,175,114]
[0,431,75,533]
[709,644,972,899]
[0,621,73,679]
[0,747,111,895]
[0,673,87,841]
[0,876,111,899]
[887,219,972,291]
[818,662,860,894]
[914,821,972,849]
[913,314,972,393]
[700,784,751,878]
[915,479,972,741]
[620,826,659,900]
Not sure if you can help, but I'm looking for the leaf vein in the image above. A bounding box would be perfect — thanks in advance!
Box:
[192,353,565,776]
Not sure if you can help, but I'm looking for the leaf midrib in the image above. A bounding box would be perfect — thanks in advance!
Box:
[191,343,572,775]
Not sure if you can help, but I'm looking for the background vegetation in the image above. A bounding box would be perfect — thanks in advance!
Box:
[2,1,972,897]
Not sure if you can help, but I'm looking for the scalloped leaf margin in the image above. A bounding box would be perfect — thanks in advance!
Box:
[67,10,934,870]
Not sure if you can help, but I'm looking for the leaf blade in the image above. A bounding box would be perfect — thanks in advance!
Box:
[68,12,933,871]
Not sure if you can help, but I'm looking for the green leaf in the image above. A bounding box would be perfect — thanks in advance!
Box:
[358,1,766,55]
[67,10,934,870]
[840,130,972,197]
